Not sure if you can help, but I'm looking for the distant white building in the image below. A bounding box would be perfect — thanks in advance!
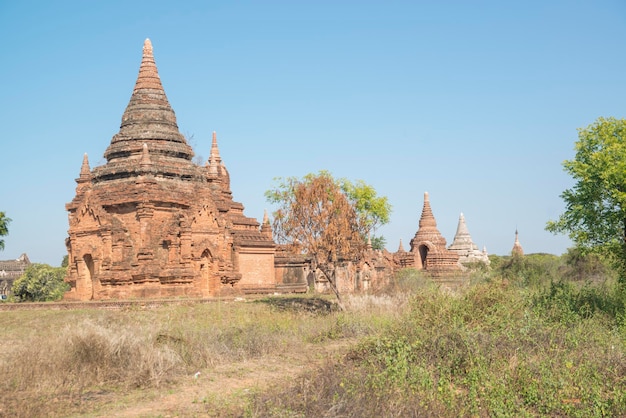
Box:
[0,253,30,298]
[447,214,490,266]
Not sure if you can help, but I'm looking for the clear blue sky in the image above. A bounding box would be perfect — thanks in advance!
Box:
[1,1,625,266]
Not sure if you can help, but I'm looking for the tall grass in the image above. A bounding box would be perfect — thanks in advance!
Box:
[0,295,401,417]
[3,252,626,417]
[252,264,626,417]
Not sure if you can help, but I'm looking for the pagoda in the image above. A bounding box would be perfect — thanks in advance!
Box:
[407,192,460,273]
[511,229,524,256]
[447,213,490,266]
[64,39,276,300]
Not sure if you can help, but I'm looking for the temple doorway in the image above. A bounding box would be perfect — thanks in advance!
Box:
[418,245,429,270]
[199,249,214,295]
[82,254,95,300]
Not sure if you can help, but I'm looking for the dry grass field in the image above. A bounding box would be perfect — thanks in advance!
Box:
[1,259,626,417]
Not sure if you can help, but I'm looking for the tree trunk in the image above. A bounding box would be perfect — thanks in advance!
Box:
[317,260,345,311]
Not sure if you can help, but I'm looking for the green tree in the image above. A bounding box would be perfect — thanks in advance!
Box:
[0,212,11,251]
[546,117,626,282]
[560,247,613,282]
[338,178,391,248]
[12,263,69,302]
[265,171,391,303]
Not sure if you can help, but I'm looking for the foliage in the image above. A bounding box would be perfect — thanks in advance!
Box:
[560,247,614,282]
[254,271,626,417]
[533,278,626,325]
[265,171,391,303]
[494,252,561,287]
[370,235,386,251]
[11,263,69,302]
[0,295,394,417]
[338,177,391,244]
[266,171,363,259]
[546,117,626,281]
[61,255,69,268]
[0,211,10,251]
[4,254,626,416]
[266,171,391,251]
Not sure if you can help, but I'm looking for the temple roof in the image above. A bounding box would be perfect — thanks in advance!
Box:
[410,192,448,251]
[94,39,197,184]
[448,213,479,252]
[79,153,91,180]
[418,192,437,230]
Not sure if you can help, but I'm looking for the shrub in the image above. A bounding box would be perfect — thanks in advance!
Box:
[11,263,69,301]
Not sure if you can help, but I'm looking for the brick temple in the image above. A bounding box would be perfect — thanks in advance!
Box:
[395,192,462,273]
[64,39,490,300]
[64,39,280,300]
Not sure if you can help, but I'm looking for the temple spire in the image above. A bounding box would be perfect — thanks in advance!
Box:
[512,229,524,256]
[79,153,91,181]
[74,153,92,194]
[261,209,273,239]
[115,38,183,141]
[398,239,405,252]
[210,131,221,162]
[455,213,470,238]
[418,191,437,230]
[101,38,194,173]
[133,38,165,93]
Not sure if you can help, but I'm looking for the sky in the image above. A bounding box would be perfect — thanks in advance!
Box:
[1,1,625,266]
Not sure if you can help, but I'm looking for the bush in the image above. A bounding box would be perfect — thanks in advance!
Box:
[252,272,626,417]
[11,263,69,301]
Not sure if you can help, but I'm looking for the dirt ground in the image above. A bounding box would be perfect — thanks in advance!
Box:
[80,338,353,417]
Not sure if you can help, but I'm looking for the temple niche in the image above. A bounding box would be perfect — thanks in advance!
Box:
[64,39,278,301]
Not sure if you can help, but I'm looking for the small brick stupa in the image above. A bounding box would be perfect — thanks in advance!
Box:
[407,192,460,273]
[65,39,275,301]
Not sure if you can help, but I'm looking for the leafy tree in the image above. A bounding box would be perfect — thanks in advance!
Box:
[495,253,561,287]
[266,171,391,304]
[338,178,391,247]
[560,247,613,282]
[0,211,10,251]
[546,117,626,282]
[12,263,69,302]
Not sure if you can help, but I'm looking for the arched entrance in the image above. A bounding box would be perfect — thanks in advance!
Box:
[199,249,214,295]
[418,245,429,270]
[79,254,96,300]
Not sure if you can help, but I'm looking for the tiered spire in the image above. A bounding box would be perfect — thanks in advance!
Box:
[117,38,181,136]
[74,153,93,195]
[449,213,477,250]
[447,213,490,265]
[132,39,165,93]
[102,38,194,166]
[418,192,437,230]
[261,210,273,239]
[78,153,91,181]
[397,239,405,252]
[92,39,199,185]
[512,229,524,256]
[410,192,449,251]
[208,131,222,174]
